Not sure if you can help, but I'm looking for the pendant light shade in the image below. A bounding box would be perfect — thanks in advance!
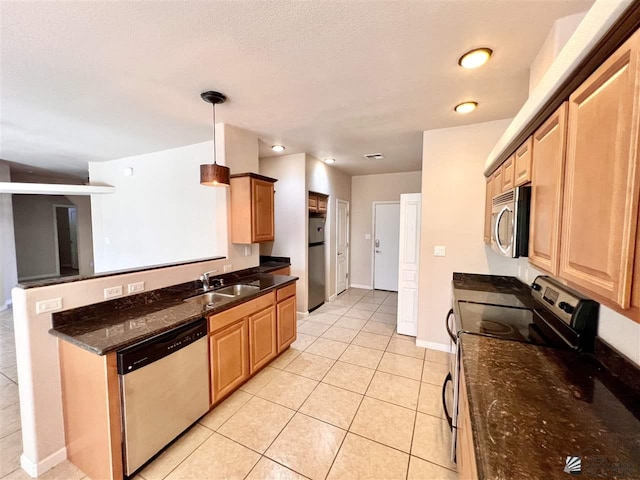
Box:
[200,91,230,187]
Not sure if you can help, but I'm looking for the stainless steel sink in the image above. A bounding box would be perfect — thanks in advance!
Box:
[184,292,232,306]
[216,284,260,296]
[184,284,261,307]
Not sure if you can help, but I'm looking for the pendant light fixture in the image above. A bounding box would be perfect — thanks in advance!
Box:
[200,91,230,187]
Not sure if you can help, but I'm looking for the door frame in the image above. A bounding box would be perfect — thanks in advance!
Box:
[371,201,400,290]
[336,198,350,295]
[52,204,77,276]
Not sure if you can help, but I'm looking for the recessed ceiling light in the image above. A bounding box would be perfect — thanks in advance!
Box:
[324,158,335,164]
[271,145,285,153]
[364,153,384,160]
[458,48,493,69]
[454,102,478,114]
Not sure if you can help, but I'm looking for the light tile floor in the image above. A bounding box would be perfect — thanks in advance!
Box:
[0,289,458,480]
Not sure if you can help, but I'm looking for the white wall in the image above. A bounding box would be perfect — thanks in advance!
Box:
[260,153,308,313]
[306,155,351,302]
[350,172,421,288]
[66,196,94,276]
[529,11,588,96]
[12,124,262,476]
[418,119,518,348]
[0,161,18,308]
[90,141,228,272]
[12,195,74,280]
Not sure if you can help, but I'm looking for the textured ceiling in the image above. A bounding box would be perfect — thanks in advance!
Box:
[0,0,593,177]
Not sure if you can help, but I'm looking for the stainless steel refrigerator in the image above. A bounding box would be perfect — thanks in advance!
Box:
[308,216,326,311]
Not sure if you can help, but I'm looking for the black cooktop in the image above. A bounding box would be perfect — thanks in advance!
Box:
[456,301,549,345]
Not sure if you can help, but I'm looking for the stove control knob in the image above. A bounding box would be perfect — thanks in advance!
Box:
[558,302,574,314]
[531,283,542,291]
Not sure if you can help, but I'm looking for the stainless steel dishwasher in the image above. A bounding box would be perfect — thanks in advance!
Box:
[117,318,209,475]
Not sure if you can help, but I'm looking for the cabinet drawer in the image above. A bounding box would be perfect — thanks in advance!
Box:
[209,292,275,333]
[276,283,296,302]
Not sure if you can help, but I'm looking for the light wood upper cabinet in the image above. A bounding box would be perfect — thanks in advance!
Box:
[484,176,494,245]
[514,137,533,186]
[501,155,515,192]
[559,30,640,308]
[493,167,503,195]
[248,306,277,373]
[529,103,568,275]
[230,173,276,244]
[210,319,249,403]
[309,191,329,214]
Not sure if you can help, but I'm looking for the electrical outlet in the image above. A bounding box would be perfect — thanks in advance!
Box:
[36,297,63,314]
[128,282,145,294]
[224,264,233,273]
[434,246,446,257]
[244,245,252,256]
[104,286,123,299]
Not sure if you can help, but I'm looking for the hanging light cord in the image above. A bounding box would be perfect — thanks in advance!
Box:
[212,102,217,165]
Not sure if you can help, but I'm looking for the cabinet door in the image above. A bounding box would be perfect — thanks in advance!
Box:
[317,196,328,213]
[251,179,275,242]
[493,167,503,196]
[277,295,297,352]
[308,194,318,213]
[484,176,494,245]
[560,31,640,308]
[248,306,277,373]
[501,155,515,192]
[210,320,249,403]
[529,103,568,275]
[514,137,533,186]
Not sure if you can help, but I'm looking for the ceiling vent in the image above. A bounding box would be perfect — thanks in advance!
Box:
[364,153,384,160]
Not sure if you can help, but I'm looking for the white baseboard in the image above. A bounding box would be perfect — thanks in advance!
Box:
[21,447,67,478]
[416,340,452,353]
[297,311,309,320]
[349,283,372,290]
[328,294,337,302]
[0,300,11,312]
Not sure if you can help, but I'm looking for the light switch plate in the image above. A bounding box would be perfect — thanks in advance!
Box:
[128,282,145,294]
[36,297,63,314]
[365,234,371,240]
[434,245,446,257]
[104,286,123,299]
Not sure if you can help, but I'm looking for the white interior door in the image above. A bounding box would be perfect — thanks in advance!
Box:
[397,193,421,336]
[336,199,349,294]
[373,202,400,291]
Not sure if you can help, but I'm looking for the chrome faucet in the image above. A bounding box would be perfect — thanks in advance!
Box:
[199,270,221,291]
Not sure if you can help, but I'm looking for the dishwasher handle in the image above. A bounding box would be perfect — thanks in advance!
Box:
[117,318,207,374]
[445,309,457,344]
[442,372,453,431]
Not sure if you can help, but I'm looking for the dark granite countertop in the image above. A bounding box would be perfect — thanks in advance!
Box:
[460,333,640,480]
[49,272,297,355]
[452,272,538,308]
[17,256,225,289]
[259,256,291,273]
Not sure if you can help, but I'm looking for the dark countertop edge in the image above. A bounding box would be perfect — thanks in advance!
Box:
[49,276,298,355]
[17,256,226,289]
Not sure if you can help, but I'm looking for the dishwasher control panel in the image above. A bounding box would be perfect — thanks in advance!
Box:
[117,318,207,374]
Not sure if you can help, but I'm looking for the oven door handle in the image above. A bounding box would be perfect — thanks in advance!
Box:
[494,205,511,255]
[442,372,453,431]
[445,309,456,344]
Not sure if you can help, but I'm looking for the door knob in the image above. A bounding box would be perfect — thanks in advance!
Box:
[375,250,381,253]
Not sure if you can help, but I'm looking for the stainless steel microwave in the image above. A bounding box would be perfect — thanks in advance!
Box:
[491,185,531,258]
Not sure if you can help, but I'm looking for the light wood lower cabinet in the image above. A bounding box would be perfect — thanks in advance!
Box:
[210,319,250,403]
[456,363,478,480]
[559,29,640,309]
[208,282,298,404]
[249,306,277,373]
[277,295,297,352]
[529,103,568,275]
